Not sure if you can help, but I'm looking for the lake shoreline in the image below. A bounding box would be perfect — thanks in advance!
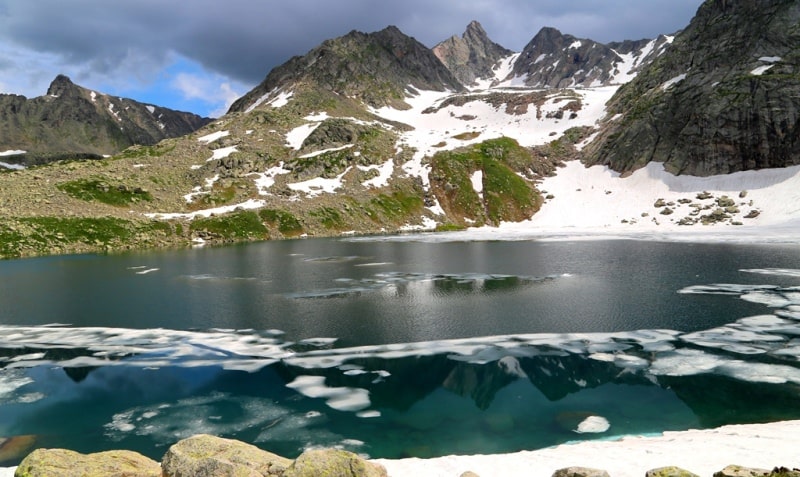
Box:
[3,420,798,477]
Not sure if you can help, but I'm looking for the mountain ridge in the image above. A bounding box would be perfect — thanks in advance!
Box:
[0,75,212,167]
[229,25,465,114]
[1,6,799,260]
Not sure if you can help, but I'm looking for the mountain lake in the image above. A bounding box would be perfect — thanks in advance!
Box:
[1,235,800,465]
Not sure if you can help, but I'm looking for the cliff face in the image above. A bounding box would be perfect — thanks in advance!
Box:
[584,0,800,176]
[0,75,211,166]
[432,21,514,87]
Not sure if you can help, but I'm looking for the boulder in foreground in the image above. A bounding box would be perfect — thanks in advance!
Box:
[283,448,388,477]
[160,433,292,476]
[14,448,160,477]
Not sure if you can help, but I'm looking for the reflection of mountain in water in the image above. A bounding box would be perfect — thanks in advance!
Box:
[662,374,800,428]
[286,272,563,299]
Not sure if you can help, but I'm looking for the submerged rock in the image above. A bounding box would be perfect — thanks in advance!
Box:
[0,435,36,465]
[14,448,160,477]
[161,434,292,477]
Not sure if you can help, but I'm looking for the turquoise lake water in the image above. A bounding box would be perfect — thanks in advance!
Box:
[1,237,800,464]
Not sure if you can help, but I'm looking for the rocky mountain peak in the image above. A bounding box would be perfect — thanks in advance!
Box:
[230,25,465,113]
[584,0,800,176]
[46,74,78,97]
[509,27,624,88]
[432,20,513,87]
[1,76,211,166]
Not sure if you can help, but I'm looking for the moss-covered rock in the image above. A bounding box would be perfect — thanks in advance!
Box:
[283,448,387,477]
[14,448,160,477]
[160,434,292,477]
[551,466,611,477]
[646,466,701,477]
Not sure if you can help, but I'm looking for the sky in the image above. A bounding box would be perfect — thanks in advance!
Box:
[0,0,702,118]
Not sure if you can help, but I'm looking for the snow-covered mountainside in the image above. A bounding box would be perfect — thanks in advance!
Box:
[2,9,800,259]
[500,27,673,89]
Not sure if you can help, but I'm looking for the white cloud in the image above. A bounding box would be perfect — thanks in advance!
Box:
[172,72,245,117]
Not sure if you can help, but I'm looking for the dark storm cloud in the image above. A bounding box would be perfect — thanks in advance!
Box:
[0,0,701,88]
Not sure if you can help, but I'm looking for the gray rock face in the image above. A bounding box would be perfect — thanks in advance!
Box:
[432,21,514,86]
[14,448,161,477]
[0,75,211,167]
[229,26,465,112]
[585,0,800,176]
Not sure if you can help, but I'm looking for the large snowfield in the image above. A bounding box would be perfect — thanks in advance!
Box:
[377,420,800,477]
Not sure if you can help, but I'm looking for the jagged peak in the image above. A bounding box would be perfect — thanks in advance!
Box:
[46,74,77,97]
[464,20,488,37]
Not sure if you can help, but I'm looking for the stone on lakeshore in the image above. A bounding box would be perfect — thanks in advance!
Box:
[283,448,388,477]
[0,435,36,464]
[646,466,701,477]
[160,434,292,477]
[767,467,800,477]
[14,448,160,477]
[552,466,611,477]
[714,465,772,477]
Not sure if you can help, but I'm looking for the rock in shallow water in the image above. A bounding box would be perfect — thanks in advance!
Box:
[14,448,160,477]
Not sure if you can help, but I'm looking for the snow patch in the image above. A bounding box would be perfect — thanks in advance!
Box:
[197,130,230,144]
[146,198,266,220]
[288,167,351,197]
[146,105,155,114]
[299,144,353,159]
[751,65,774,76]
[207,146,238,162]
[661,74,686,91]
[471,170,483,196]
[359,158,394,188]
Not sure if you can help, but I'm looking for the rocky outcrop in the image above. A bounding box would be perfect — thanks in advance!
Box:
[584,0,800,176]
[432,21,514,87]
[229,26,465,112]
[14,448,160,477]
[0,75,211,167]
